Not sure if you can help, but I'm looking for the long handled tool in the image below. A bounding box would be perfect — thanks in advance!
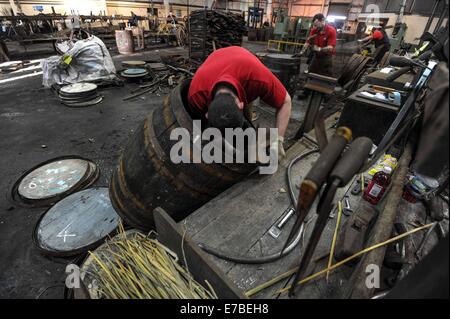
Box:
[288,137,373,297]
[281,127,352,255]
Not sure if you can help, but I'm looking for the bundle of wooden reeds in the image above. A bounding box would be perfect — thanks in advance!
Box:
[86,224,217,299]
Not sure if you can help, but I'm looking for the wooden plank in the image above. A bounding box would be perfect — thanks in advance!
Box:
[226,184,354,299]
[153,207,247,299]
[185,141,315,276]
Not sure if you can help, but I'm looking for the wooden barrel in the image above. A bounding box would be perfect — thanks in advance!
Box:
[109,80,258,230]
[265,27,274,42]
[115,30,134,54]
[262,53,301,97]
[248,28,257,41]
[257,28,266,42]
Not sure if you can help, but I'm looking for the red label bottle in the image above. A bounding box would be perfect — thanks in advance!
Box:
[363,166,392,205]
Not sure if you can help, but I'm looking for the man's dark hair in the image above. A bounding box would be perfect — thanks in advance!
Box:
[208,93,244,131]
[313,14,325,22]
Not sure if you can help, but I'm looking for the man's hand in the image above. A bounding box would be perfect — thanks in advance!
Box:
[271,136,286,163]
[313,45,322,52]
[320,45,334,53]
[299,43,310,56]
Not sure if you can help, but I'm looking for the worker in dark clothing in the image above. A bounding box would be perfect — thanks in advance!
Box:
[188,46,292,161]
[128,11,139,27]
[167,12,178,24]
[0,39,9,62]
[297,13,337,99]
[358,25,391,64]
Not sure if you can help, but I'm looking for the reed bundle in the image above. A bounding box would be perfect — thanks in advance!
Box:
[87,224,217,299]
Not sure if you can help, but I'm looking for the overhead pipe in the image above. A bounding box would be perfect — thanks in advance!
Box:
[321,0,326,13]
[396,0,408,24]
[434,0,449,32]
[421,0,441,45]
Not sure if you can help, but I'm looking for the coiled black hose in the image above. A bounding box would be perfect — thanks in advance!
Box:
[198,148,320,264]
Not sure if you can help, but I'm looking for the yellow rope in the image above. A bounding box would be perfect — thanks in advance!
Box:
[361,174,365,193]
[327,200,343,281]
[275,222,434,295]
[245,222,434,297]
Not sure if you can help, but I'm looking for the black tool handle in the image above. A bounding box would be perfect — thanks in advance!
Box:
[330,137,373,186]
[304,127,351,189]
[386,66,412,82]
[389,55,415,68]
[417,50,433,62]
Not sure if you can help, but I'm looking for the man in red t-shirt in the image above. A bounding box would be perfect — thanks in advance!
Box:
[358,25,391,63]
[301,13,337,77]
[188,46,292,159]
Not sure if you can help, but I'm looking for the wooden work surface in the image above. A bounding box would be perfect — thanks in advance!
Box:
[182,118,362,299]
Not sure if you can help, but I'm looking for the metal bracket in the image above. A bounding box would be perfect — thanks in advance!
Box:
[295,73,339,141]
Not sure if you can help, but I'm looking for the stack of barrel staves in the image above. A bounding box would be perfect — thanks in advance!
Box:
[189,10,246,62]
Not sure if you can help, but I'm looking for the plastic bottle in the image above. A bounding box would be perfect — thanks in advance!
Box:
[368,154,398,176]
[363,166,393,205]
[401,173,440,203]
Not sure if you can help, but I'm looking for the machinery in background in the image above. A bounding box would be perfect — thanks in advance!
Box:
[247,6,264,29]
[339,49,439,162]
[389,22,408,53]
[268,16,312,53]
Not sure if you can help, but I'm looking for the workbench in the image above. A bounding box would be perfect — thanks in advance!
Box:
[181,116,362,299]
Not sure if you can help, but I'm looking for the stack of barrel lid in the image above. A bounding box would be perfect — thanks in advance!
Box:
[58,82,102,107]
[13,156,119,257]
[120,60,149,81]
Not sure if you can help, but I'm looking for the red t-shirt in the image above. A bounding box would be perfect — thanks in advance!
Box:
[309,24,337,56]
[372,30,384,40]
[188,46,287,114]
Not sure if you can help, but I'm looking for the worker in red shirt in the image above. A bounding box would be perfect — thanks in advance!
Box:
[297,13,337,99]
[301,13,337,77]
[188,46,292,161]
[358,25,391,64]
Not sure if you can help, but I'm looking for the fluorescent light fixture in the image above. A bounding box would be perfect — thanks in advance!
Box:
[327,15,347,23]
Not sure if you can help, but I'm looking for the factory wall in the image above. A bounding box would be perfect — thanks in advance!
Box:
[1,0,447,42]
[358,12,448,44]
[280,0,363,19]
[105,0,211,17]
[0,1,12,15]
[0,0,107,15]
[0,0,213,16]
[0,0,330,20]
[289,0,327,17]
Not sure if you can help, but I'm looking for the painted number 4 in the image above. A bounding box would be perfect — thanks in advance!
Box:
[57,223,76,242]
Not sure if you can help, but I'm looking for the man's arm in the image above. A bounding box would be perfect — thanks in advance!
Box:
[300,30,317,54]
[321,26,337,52]
[358,35,373,42]
[276,93,292,139]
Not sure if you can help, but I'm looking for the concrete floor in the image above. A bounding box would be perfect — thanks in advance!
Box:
[0,80,165,299]
[0,47,179,298]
